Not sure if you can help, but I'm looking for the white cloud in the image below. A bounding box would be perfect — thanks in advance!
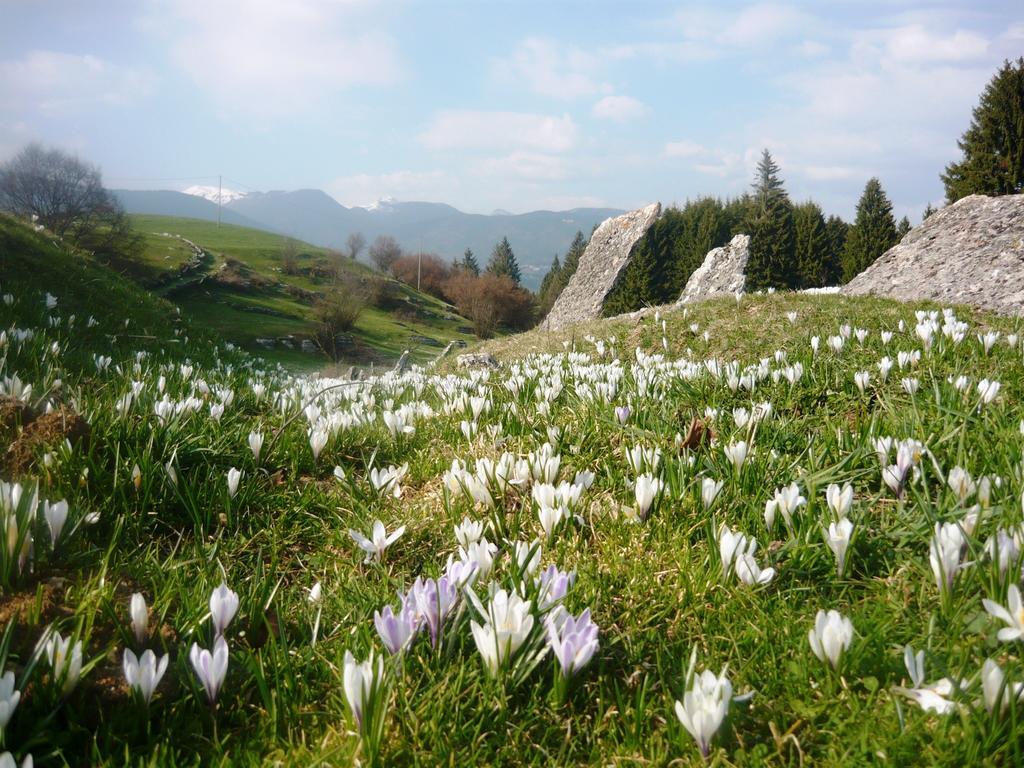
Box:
[717,4,814,47]
[0,50,152,113]
[851,24,987,65]
[326,170,455,207]
[880,25,988,64]
[592,95,648,122]
[793,40,829,57]
[664,139,706,158]
[492,37,611,99]
[149,0,402,117]
[418,110,578,153]
[476,152,569,181]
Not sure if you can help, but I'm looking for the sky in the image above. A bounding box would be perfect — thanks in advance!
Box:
[1,0,1021,220]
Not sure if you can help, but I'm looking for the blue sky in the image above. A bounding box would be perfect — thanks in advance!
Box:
[1,0,1021,219]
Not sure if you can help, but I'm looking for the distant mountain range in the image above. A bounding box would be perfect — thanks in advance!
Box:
[113,187,624,290]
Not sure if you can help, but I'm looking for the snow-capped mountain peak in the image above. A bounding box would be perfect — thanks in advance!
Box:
[360,195,397,212]
[183,185,248,205]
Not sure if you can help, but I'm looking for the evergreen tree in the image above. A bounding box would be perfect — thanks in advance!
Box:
[922,203,936,220]
[823,215,848,286]
[485,237,521,285]
[841,178,897,282]
[792,201,829,288]
[744,149,796,290]
[460,247,480,276]
[896,215,912,239]
[942,58,1024,202]
[537,255,562,315]
[560,231,586,284]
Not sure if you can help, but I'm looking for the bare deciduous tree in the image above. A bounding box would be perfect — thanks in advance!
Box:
[346,231,366,261]
[368,234,402,273]
[312,276,367,361]
[1,144,110,238]
[281,237,301,275]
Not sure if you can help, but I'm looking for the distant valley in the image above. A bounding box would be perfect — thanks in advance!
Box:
[114,188,623,290]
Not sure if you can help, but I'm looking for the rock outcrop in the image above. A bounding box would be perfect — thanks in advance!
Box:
[457,353,500,370]
[545,203,661,330]
[842,194,1024,315]
[676,234,751,304]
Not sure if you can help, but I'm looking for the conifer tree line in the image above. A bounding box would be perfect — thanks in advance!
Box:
[598,150,902,313]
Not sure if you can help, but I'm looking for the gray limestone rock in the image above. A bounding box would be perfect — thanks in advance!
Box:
[842,193,1024,316]
[457,353,500,370]
[677,234,751,304]
[544,203,661,330]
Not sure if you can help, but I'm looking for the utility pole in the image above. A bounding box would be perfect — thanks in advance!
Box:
[417,236,422,291]
[217,174,222,228]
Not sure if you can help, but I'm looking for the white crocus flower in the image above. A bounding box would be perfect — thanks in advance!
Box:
[248,431,263,463]
[454,517,484,548]
[718,527,747,578]
[130,593,148,645]
[43,500,68,548]
[723,441,748,474]
[825,518,854,577]
[825,483,853,520]
[209,582,240,638]
[930,522,967,593]
[190,637,229,704]
[309,428,329,461]
[0,671,20,729]
[123,649,169,704]
[633,474,663,521]
[41,630,82,695]
[673,652,735,759]
[981,658,1024,715]
[808,609,853,669]
[734,540,775,586]
[982,584,1024,642]
[461,538,498,579]
[308,581,322,603]
[854,371,870,394]
[946,466,975,503]
[226,468,242,498]
[702,477,724,509]
[769,483,806,534]
[977,378,1000,405]
[348,520,405,563]
[470,590,535,677]
[538,504,566,538]
[342,649,385,727]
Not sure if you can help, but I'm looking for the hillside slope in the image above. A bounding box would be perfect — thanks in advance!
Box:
[126,214,475,368]
[0,215,224,375]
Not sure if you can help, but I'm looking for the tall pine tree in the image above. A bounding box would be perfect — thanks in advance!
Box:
[537,255,562,315]
[560,231,586,285]
[460,247,480,276]
[896,216,912,239]
[744,149,796,290]
[823,215,848,286]
[485,237,521,285]
[942,58,1024,202]
[792,201,829,288]
[841,178,897,282]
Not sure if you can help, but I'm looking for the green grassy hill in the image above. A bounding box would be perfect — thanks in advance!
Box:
[125,214,475,369]
[0,215,227,376]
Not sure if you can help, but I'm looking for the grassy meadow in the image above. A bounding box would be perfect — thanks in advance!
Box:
[124,214,475,369]
[2,218,1024,765]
